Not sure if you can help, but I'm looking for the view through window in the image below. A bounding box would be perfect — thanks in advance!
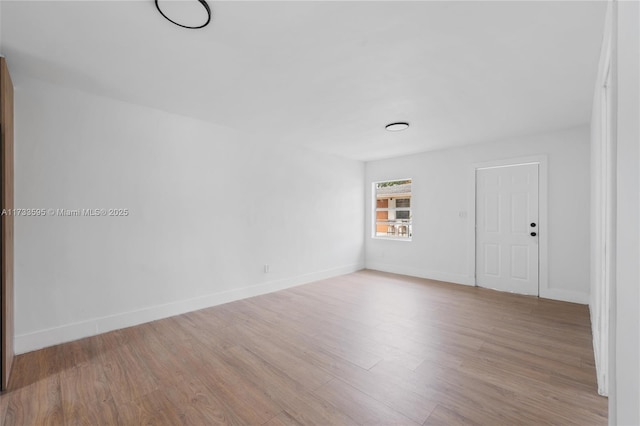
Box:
[374,179,412,239]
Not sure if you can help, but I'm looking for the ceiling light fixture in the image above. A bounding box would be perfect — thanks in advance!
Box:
[385,122,410,132]
[155,0,212,29]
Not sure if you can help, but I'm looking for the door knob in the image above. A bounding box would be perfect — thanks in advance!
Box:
[530,223,537,227]
[530,232,537,237]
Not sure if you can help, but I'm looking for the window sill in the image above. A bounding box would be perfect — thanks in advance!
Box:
[372,236,413,242]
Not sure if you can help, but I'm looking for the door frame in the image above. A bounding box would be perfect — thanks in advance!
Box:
[467,155,549,297]
[0,56,14,391]
[591,14,614,396]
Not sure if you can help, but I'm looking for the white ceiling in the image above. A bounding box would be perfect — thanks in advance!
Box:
[2,1,606,161]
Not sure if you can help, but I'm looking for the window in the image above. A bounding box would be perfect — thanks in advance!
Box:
[373,179,412,240]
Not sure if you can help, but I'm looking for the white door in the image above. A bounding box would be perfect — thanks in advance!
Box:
[476,163,539,295]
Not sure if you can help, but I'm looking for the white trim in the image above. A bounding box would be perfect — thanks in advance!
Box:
[365,262,474,286]
[371,177,413,185]
[371,236,413,242]
[597,61,613,397]
[590,1,614,397]
[468,155,549,299]
[371,178,412,239]
[14,263,363,355]
[475,162,540,171]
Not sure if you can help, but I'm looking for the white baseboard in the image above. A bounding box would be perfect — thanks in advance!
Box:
[589,303,608,396]
[365,262,475,286]
[367,262,589,305]
[14,263,364,355]
[539,288,590,305]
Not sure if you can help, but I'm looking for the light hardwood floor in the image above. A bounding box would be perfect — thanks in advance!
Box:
[0,270,607,425]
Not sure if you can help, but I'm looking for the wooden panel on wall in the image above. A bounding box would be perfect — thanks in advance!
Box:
[1,57,15,391]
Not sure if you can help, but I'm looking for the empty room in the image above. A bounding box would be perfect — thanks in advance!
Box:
[0,0,638,425]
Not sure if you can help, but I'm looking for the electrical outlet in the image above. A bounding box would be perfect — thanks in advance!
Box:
[264,264,270,273]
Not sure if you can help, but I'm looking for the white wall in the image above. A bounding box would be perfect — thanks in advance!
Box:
[610,0,640,424]
[589,4,640,424]
[365,126,591,304]
[13,77,365,353]
[0,0,3,55]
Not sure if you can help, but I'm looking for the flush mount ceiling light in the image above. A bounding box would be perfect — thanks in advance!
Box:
[385,122,410,132]
[155,0,211,29]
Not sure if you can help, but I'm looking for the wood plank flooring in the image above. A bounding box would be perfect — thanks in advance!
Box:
[0,270,607,425]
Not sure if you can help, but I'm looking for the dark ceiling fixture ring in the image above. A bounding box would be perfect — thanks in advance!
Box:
[155,0,212,29]
[385,122,410,132]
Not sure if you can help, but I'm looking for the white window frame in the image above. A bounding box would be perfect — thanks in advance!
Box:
[372,179,412,241]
